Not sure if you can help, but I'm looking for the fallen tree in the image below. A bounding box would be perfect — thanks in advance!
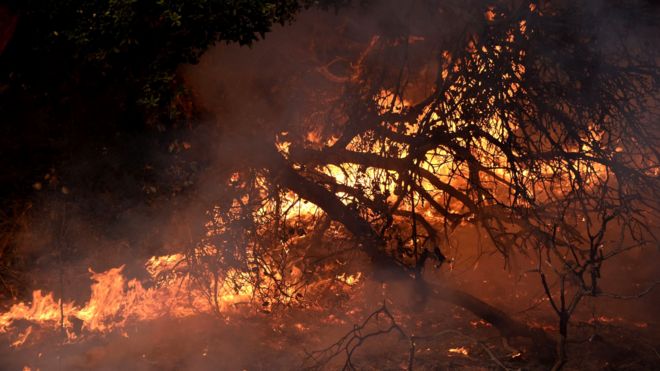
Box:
[182,1,658,368]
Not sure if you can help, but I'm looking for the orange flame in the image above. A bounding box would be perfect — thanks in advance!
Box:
[448,346,469,356]
[0,254,256,346]
[1,252,362,347]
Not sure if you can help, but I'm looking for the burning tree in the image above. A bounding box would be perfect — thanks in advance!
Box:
[182,0,659,368]
[1,0,658,369]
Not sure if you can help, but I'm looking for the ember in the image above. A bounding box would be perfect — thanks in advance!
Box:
[448,347,469,356]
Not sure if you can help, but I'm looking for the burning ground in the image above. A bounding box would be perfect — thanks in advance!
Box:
[1,249,658,370]
[1,0,660,370]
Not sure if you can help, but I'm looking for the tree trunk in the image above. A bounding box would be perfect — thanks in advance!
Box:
[552,312,569,371]
[432,284,555,362]
[262,148,555,360]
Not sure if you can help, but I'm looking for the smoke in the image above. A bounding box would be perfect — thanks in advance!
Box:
[0,3,468,368]
[2,1,659,369]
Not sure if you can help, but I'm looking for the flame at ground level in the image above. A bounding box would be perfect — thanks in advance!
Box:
[0,254,254,346]
[0,253,362,348]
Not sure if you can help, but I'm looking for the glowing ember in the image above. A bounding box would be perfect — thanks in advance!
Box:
[448,346,469,356]
[469,319,491,328]
[336,272,362,286]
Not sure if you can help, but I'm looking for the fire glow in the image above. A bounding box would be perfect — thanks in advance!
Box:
[1,3,658,370]
[1,254,210,346]
[0,19,609,349]
[0,252,363,348]
[448,346,469,356]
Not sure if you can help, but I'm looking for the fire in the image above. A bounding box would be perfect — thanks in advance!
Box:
[469,319,491,328]
[12,326,33,347]
[270,13,615,241]
[2,7,647,364]
[267,17,539,228]
[587,315,647,329]
[0,254,252,346]
[0,250,364,347]
[336,272,362,286]
[448,346,469,356]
